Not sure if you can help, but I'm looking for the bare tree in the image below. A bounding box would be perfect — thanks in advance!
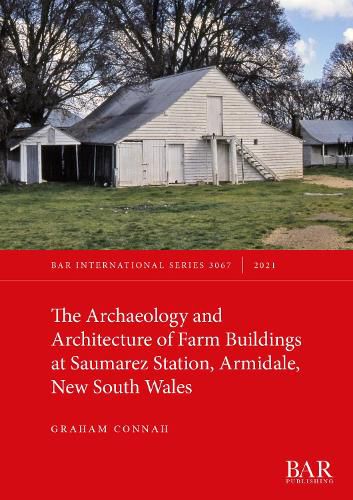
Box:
[324,41,353,118]
[0,0,119,182]
[102,0,301,103]
[259,79,351,133]
[0,8,18,183]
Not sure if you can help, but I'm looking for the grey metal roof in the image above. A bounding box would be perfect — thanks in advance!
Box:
[300,120,353,145]
[16,109,81,129]
[46,109,82,127]
[70,67,214,144]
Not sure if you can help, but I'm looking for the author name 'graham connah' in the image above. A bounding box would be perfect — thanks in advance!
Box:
[50,424,169,434]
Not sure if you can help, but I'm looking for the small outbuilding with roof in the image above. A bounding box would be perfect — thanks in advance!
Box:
[7,125,81,184]
[300,120,353,167]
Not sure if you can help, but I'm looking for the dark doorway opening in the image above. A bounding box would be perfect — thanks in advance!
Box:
[42,145,78,182]
[80,145,113,185]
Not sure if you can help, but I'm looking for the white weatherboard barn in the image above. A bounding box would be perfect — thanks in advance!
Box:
[71,66,303,186]
[8,67,303,185]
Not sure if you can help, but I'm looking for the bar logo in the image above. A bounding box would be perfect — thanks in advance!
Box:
[285,460,334,485]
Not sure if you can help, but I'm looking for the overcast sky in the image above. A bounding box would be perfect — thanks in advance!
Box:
[280,0,353,79]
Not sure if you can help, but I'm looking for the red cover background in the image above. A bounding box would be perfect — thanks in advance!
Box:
[2,251,349,499]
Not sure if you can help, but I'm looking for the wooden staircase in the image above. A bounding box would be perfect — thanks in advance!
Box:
[235,138,280,181]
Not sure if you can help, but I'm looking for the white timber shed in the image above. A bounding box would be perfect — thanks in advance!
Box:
[71,66,303,186]
[8,125,81,183]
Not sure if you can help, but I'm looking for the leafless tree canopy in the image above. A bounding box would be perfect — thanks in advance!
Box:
[0,0,112,128]
[102,0,301,96]
[258,78,353,135]
[324,41,353,118]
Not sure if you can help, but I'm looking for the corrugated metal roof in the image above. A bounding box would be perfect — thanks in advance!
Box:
[300,120,353,145]
[16,109,82,129]
[70,67,214,144]
[46,109,82,127]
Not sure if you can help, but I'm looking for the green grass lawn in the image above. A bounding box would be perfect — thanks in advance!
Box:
[304,165,353,180]
[0,167,353,249]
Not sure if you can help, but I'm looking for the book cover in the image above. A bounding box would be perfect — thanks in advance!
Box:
[1,1,351,498]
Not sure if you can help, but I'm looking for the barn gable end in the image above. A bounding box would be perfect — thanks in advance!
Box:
[120,67,303,183]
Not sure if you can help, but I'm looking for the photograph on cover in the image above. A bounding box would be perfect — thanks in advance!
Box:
[1,0,353,250]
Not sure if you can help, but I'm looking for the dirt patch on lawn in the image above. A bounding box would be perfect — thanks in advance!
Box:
[263,225,353,249]
[304,175,353,189]
[307,212,353,222]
